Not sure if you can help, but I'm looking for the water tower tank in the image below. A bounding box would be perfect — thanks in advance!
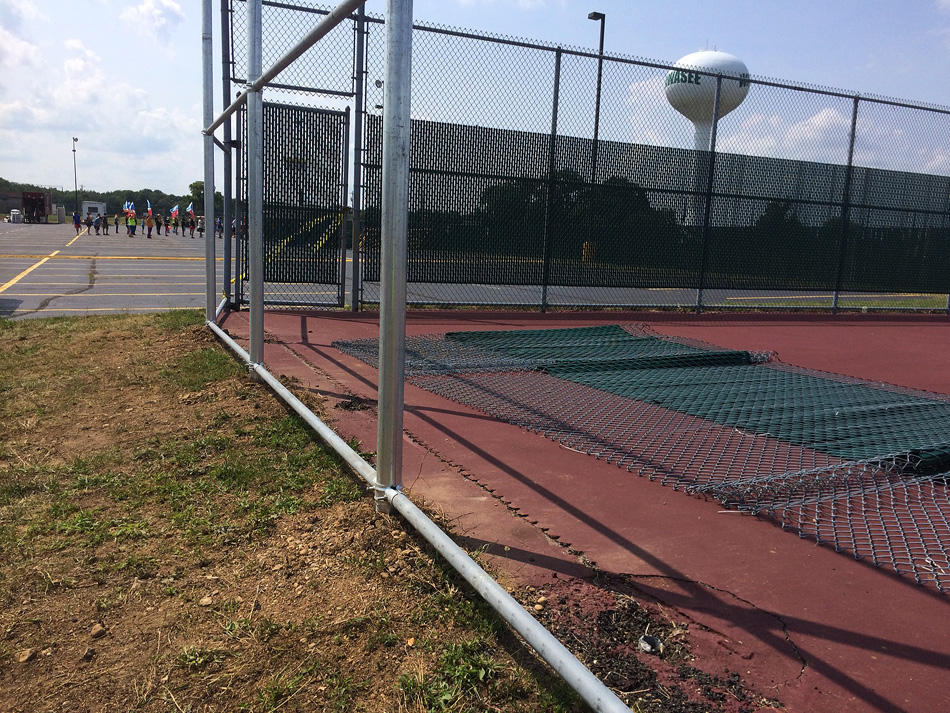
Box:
[665,50,750,151]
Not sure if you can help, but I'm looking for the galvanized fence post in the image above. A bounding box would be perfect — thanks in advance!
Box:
[219,0,233,306]
[351,5,366,312]
[833,95,860,314]
[540,47,562,313]
[376,0,413,511]
[234,102,244,307]
[202,0,216,321]
[695,74,722,314]
[339,106,351,306]
[247,0,265,364]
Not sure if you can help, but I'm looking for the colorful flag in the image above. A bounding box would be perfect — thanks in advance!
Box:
[187,202,194,217]
[170,204,179,218]
[123,201,135,215]
[147,199,152,217]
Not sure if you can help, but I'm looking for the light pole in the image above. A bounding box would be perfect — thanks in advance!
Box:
[588,12,605,185]
[72,136,79,214]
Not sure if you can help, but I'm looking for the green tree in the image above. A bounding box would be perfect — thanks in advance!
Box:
[188,180,224,215]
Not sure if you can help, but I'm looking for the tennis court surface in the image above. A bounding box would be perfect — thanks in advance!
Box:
[220,308,950,713]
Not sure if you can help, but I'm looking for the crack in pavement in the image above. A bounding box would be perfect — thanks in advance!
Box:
[16,257,99,318]
[623,572,808,678]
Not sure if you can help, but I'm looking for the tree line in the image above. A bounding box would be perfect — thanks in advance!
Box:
[0,178,224,217]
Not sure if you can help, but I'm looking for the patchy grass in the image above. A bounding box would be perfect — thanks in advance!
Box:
[0,312,584,712]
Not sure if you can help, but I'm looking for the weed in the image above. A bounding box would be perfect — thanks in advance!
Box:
[319,475,363,507]
[256,617,282,642]
[399,637,500,711]
[163,347,243,391]
[154,310,204,331]
[176,646,229,670]
[116,555,158,579]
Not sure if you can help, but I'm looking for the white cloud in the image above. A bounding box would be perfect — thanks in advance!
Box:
[0,0,47,26]
[0,24,41,75]
[715,107,853,164]
[120,0,184,39]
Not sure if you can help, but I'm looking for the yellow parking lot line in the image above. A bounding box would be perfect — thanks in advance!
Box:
[0,250,60,295]
[0,255,221,261]
[2,292,204,297]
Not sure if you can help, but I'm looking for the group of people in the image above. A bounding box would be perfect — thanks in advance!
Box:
[71,211,210,239]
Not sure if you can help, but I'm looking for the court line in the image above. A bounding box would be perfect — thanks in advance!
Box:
[0,250,60,295]
[725,292,936,301]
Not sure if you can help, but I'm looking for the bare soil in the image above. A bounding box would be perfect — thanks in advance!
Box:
[0,311,777,712]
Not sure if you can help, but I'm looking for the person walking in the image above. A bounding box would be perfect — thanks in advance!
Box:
[145,213,154,239]
[164,216,170,235]
[72,210,81,234]
[114,214,119,234]
[189,216,196,238]
[102,213,109,235]
[155,214,163,235]
[93,214,101,235]
[129,213,137,236]
[84,214,93,233]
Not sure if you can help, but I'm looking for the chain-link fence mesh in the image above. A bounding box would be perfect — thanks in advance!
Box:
[355,12,950,311]
[334,324,950,591]
[228,0,950,311]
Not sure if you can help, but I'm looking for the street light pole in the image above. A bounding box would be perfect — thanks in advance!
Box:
[588,12,605,185]
[72,136,79,214]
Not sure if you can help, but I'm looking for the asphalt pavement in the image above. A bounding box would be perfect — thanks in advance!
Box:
[0,220,233,320]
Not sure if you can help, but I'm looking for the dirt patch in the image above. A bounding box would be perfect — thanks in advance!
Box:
[524,576,783,712]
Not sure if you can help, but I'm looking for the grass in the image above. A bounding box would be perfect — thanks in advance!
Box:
[0,311,586,712]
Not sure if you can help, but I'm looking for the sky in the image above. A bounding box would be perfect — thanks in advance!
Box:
[1,0,949,197]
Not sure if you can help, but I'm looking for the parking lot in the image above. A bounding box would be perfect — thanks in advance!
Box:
[0,221,230,319]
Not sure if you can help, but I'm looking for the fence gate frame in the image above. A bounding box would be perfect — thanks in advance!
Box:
[236,101,350,309]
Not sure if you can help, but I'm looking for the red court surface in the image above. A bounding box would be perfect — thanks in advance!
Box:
[219,309,950,713]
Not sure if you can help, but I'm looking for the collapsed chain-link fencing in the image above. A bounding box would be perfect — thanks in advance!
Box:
[334,324,950,591]
[227,1,950,311]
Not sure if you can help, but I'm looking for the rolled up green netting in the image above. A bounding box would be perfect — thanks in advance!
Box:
[332,323,950,591]
[442,324,950,464]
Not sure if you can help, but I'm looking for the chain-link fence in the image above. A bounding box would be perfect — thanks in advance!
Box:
[228,1,950,311]
[334,324,950,592]
[358,12,950,311]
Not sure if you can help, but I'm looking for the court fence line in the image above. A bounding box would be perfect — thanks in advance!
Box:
[225,0,950,314]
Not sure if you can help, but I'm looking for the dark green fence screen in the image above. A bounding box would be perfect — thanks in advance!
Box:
[362,115,950,300]
[240,102,348,306]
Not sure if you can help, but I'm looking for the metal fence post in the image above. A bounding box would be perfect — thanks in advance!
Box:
[202,0,216,322]
[351,5,366,312]
[695,74,722,314]
[220,0,233,306]
[540,47,562,313]
[247,0,265,364]
[833,95,860,314]
[339,106,351,306]
[376,0,413,512]
[234,102,244,306]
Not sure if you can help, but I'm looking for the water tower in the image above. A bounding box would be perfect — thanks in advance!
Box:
[665,50,750,224]
[665,50,750,151]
